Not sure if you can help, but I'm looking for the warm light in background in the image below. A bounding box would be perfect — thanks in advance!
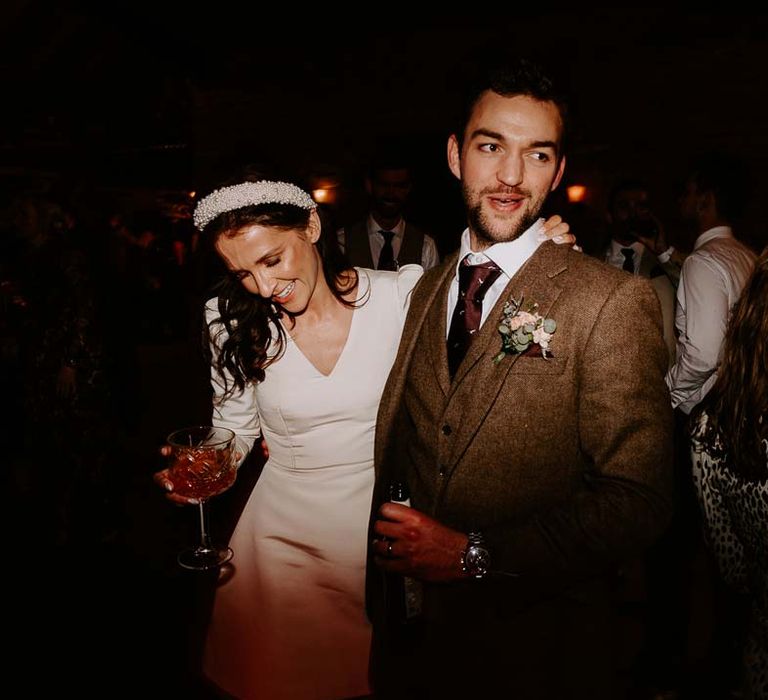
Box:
[312,188,335,204]
[310,172,341,205]
[567,185,587,203]
[188,191,196,199]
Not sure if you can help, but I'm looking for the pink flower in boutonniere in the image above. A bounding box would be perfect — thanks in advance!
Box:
[493,296,557,363]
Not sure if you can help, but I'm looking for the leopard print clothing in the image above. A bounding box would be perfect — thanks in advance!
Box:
[691,411,768,699]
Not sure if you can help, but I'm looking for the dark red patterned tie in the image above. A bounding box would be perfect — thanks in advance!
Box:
[446,256,502,378]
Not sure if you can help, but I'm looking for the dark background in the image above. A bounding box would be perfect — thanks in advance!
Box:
[3,4,768,251]
[3,5,767,697]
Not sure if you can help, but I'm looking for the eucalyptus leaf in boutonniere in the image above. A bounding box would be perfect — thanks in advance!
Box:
[493,296,556,363]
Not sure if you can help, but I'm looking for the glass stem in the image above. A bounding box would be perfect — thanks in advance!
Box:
[198,500,212,550]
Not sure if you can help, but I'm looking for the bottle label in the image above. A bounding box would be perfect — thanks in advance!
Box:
[389,482,421,619]
[389,480,410,506]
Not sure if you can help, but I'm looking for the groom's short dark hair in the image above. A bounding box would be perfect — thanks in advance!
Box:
[454,57,569,155]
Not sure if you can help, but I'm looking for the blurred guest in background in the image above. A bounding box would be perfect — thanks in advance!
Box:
[666,153,756,415]
[603,179,677,366]
[645,154,757,698]
[338,157,440,271]
[691,245,768,700]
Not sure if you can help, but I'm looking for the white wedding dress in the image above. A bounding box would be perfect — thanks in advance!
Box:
[203,266,422,700]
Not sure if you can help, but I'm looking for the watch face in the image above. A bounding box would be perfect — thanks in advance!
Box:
[466,546,489,574]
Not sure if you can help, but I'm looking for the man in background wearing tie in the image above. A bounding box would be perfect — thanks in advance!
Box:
[368,58,674,698]
[338,157,439,271]
[602,179,677,366]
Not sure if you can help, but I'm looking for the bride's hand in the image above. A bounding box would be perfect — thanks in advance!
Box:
[153,468,199,505]
[153,444,243,505]
[154,445,199,505]
[539,215,579,250]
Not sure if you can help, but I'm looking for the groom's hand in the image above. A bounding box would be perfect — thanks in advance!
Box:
[373,503,469,582]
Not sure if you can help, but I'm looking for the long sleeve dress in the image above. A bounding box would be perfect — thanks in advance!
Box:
[203,265,422,699]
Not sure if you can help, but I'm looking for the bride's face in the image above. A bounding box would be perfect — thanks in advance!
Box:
[216,209,323,314]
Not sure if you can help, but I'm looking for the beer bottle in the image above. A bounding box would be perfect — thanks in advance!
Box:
[388,480,422,621]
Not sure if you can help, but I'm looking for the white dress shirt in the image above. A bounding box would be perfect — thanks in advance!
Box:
[446,219,545,335]
[666,226,756,414]
[338,215,440,270]
[605,239,645,275]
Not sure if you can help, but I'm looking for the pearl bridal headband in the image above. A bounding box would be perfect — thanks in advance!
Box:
[193,180,316,231]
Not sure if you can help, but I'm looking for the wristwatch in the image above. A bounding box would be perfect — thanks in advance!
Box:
[461,531,490,579]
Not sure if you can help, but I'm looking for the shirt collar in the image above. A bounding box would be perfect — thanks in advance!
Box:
[367,215,405,238]
[609,238,645,257]
[694,225,733,250]
[456,218,545,279]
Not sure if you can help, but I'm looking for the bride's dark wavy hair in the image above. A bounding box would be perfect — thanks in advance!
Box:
[692,245,768,482]
[198,170,358,400]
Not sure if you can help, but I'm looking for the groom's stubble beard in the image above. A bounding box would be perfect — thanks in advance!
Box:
[463,183,551,246]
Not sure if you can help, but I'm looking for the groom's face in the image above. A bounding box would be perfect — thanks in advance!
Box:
[448,91,565,250]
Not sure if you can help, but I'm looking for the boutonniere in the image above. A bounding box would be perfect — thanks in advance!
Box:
[493,296,557,363]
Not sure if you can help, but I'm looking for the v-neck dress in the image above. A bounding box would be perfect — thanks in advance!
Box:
[203,266,422,700]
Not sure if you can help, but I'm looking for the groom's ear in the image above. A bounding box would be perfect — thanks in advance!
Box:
[551,154,566,192]
[447,134,462,181]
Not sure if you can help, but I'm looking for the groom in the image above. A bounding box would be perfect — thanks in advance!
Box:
[368,59,674,699]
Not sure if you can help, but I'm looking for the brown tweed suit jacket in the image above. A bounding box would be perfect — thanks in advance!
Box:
[369,240,674,698]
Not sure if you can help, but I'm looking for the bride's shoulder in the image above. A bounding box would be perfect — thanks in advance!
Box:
[353,265,424,319]
[395,263,425,288]
[356,264,424,296]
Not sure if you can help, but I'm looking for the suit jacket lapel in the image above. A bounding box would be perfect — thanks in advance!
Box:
[374,254,458,472]
[447,241,568,466]
[423,265,454,396]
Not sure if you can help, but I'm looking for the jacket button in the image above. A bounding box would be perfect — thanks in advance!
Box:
[441,424,452,436]
[438,465,446,477]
